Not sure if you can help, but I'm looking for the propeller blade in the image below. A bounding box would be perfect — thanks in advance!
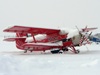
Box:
[88,32,92,39]
[75,26,82,36]
[84,25,87,31]
[89,32,92,36]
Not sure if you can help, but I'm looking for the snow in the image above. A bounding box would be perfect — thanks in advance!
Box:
[0,0,100,74]
[0,37,100,75]
[25,34,47,43]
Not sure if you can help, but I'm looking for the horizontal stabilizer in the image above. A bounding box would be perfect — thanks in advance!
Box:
[82,27,97,32]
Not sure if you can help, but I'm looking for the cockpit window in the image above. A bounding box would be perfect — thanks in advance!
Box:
[27,33,31,37]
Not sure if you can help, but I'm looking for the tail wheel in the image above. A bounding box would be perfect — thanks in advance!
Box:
[75,50,80,54]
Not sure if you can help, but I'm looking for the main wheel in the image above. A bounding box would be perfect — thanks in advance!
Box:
[51,50,60,54]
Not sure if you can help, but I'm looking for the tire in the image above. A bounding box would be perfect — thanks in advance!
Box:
[51,50,60,54]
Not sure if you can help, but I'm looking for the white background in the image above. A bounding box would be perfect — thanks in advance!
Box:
[0,0,100,35]
[0,1,100,75]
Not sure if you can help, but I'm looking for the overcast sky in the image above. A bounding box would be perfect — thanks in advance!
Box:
[0,0,100,35]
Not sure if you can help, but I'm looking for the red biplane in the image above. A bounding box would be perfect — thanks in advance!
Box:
[3,25,97,54]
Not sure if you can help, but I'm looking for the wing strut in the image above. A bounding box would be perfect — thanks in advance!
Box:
[31,33,37,43]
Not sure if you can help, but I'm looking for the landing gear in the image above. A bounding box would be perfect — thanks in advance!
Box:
[68,45,80,54]
[24,50,27,53]
[30,50,33,52]
[62,47,69,52]
[51,47,68,54]
[74,50,80,54]
[51,49,60,54]
[24,47,33,53]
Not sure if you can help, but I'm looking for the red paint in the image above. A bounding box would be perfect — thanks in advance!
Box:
[3,25,79,54]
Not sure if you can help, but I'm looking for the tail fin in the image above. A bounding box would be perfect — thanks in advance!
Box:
[3,33,26,50]
[3,33,27,42]
[15,33,26,50]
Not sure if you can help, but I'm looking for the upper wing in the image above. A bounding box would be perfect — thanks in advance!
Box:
[3,25,60,35]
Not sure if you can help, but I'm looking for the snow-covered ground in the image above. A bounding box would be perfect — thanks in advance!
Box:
[0,37,100,75]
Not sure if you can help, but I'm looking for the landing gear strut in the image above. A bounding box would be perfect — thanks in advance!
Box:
[62,47,69,52]
[24,47,33,53]
[74,50,80,54]
[24,50,27,53]
[69,45,80,54]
